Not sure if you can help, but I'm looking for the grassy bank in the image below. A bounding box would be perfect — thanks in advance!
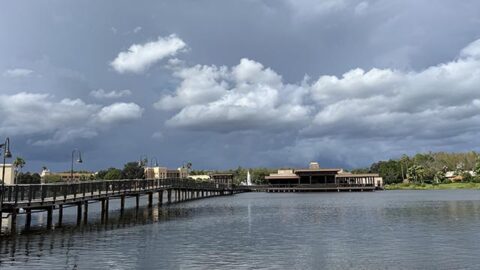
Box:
[385,182,480,190]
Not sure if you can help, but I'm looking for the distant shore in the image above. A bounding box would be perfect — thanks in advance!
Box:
[385,182,480,190]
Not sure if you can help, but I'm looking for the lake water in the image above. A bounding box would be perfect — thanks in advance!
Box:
[1,190,480,269]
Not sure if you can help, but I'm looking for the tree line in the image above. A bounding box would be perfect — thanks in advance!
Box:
[10,152,480,186]
[352,152,480,184]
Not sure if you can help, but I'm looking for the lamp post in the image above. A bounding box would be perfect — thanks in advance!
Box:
[138,155,148,167]
[150,157,159,167]
[71,149,83,182]
[1,137,12,214]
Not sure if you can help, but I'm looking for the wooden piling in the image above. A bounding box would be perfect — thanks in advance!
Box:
[11,210,17,234]
[47,207,53,229]
[58,204,63,227]
[158,191,163,206]
[104,198,109,220]
[120,195,125,213]
[76,202,82,225]
[83,201,88,224]
[25,208,32,230]
[101,199,106,222]
[148,192,153,208]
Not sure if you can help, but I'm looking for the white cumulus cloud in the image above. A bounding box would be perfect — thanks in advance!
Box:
[158,58,311,132]
[3,68,34,77]
[156,38,480,166]
[110,34,187,73]
[90,89,132,99]
[0,92,143,145]
[97,103,144,123]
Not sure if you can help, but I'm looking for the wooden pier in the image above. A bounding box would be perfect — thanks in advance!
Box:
[0,178,236,234]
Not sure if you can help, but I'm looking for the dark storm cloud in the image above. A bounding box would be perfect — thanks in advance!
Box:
[1,0,480,172]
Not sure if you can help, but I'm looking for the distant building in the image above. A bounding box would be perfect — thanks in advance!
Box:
[0,164,14,185]
[265,162,382,188]
[210,173,234,188]
[445,171,476,182]
[40,169,94,182]
[144,166,168,179]
[144,166,189,179]
[189,175,211,181]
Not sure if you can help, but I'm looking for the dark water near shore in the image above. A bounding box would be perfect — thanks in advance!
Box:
[2,190,480,269]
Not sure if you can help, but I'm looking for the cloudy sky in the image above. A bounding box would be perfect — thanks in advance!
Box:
[1,0,480,172]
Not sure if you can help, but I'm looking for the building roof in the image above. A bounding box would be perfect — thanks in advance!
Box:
[294,168,342,173]
[336,173,380,178]
[265,175,300,180]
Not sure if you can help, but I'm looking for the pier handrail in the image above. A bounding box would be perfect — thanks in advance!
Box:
[0,178,230,206]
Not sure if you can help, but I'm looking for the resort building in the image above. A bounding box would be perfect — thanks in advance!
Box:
[0,164,14,185]
[40,170,95,182]
[188,175,211,181]
[210,173,234,188]
[265,162,383,190]
[144,166,189,179]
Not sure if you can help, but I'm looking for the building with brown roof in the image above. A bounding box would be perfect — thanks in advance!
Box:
[265,162,383,188]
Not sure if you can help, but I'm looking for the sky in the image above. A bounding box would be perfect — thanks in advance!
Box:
[1,0,480,172]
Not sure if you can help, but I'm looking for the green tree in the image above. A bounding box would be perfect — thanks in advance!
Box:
[370,160,402,184]
[433,171,446,184]
[121,162,144,179]
[474,159,480,176]
[13,156,26,184]
[407,165,426,184]
[43,174,63,183]
[104,168,122,180]
[16,172,41,184]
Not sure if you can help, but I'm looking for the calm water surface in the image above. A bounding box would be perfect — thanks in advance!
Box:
[1,190,480,269]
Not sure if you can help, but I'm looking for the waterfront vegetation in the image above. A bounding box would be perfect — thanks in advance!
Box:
[385,182,480,190]
[8,151,480,190]
[353,151,480,185]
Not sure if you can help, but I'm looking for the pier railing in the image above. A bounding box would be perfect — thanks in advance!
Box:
[0,178,229,206]
[240,183,376,189]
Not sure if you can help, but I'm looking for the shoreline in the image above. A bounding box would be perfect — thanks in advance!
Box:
[385,182,480,190]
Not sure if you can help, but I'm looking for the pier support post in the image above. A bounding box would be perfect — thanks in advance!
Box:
[101,199,106,222]
[11,210,17,234]
[148,192,153,208]
[105,198,109,221]
[135,194,140,210]
[76,202,82,225]
[167,189,172,204]
[58,204,63,227]
[120,195,125,214]
[25,209,32,230]
[83,201,88,224]
[47,207,53,229]
[158,191,163,206]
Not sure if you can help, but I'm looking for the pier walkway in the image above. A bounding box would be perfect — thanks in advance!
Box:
[0,178,237,234]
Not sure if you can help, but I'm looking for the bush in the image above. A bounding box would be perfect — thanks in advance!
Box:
[461,172,474,182]
[43,174,63,183]
[472,176,480,183]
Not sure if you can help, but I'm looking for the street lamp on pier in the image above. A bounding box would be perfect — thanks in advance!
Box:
[138,155,148,167]
[1,137,12,212]
[150,157,159,167]
[71,149,83,182]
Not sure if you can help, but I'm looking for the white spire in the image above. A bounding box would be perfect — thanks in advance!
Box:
[247,170,252,186]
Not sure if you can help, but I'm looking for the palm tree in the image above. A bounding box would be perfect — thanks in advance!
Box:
[13,157,26,184]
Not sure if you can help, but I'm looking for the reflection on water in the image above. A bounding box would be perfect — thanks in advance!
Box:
[2,190,480,269]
